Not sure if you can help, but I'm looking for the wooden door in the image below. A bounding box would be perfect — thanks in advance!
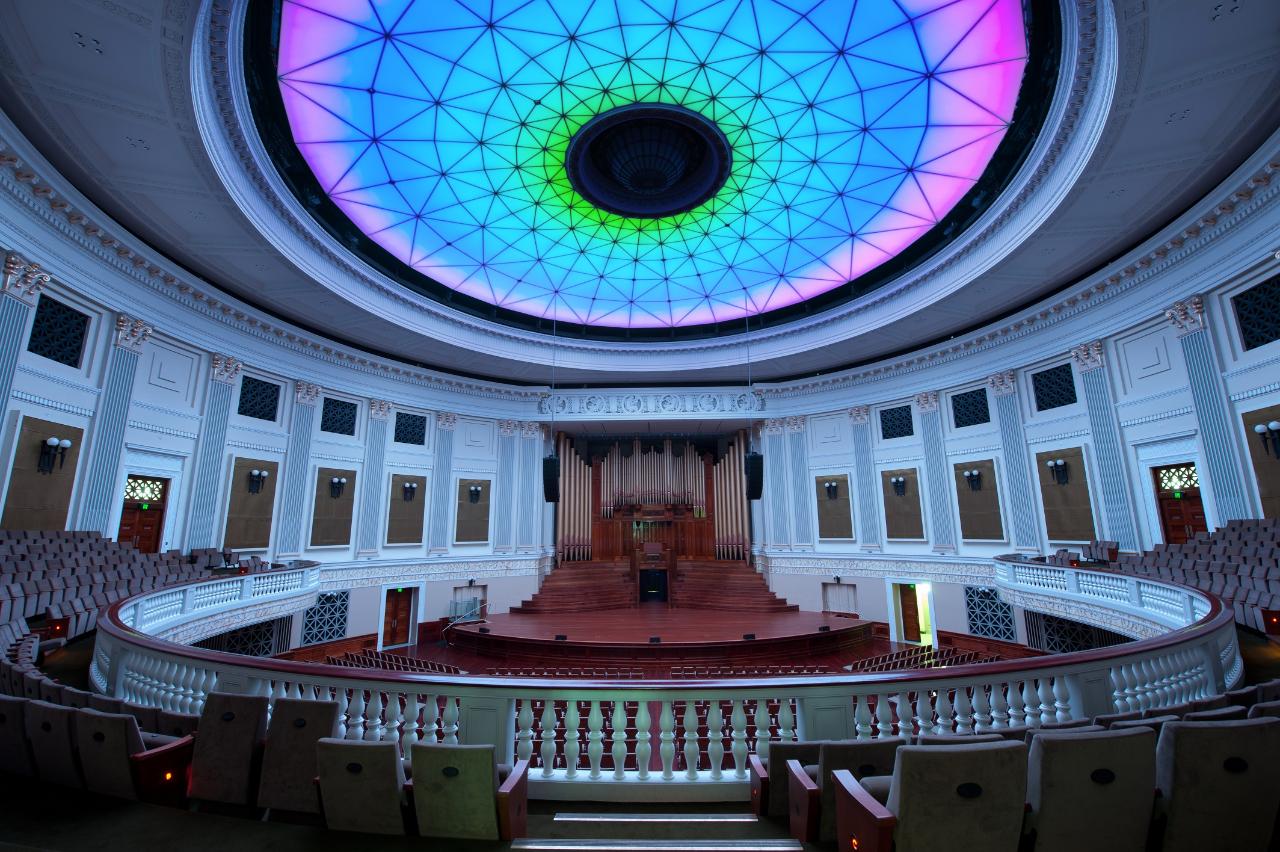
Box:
[382,588,414,647]
[117,476,167,553]
[898,583,921,643]
[1153,463,1207,545]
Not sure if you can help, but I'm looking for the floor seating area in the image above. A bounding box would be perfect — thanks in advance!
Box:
[847,646,994,673]
[324,649,462,674]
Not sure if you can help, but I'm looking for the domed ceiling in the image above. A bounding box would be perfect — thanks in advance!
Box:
[270,0,1034,334]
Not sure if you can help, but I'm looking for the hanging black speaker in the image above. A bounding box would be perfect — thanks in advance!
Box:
[744,452,763,500]
[543,455,560,502]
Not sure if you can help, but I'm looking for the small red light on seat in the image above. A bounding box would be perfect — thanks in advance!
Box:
[163,771,173,782]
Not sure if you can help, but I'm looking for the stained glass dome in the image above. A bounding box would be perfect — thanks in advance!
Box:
[274,0,1029,330]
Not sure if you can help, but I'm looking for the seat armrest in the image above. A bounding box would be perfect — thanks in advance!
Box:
[497,758,529,840]
[832,768,896,852]
[748,754,768,816]
[130,734,195,807]
[786,758,820,843]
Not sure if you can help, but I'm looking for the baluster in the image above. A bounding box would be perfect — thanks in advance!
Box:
[874,692,894,739]
[587,700,604,779]
[423,694,440,743]
[933,688,952,735]
[990,682,1010,728]
[367,692,387,741]
[385,693,404,744]
[1051,677,1071,723]
[335,688,350,738]
[683,701,699,780]
[730,699,747,778]
[612,701,628,780]
[912,690,928,738]
[270,678,287,718]
[1122,663,1142,713]
[1007,681,1027,728]
[660,701,676,780]
[441,696,459,744]
[854,694,873,739]
[517,698,535,763]
[1022,680,1041,727]
[972,685,992,731]
[1166,651,1186,703]
[753,700,771,761]
[347,690,367,740]
[402,693,420,750]
[634,702,651,781]
[707,701,724,780]
[778,698,795,742]
[1037,679,1055,727]
[175,665,195,714]
[564,701,581,779]
[954,687,973,735]
[542,700,558,778]
[1109,666,1127,713]
[159,661,178,711]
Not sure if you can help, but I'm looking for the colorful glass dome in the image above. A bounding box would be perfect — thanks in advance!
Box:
[276,0,1029,330]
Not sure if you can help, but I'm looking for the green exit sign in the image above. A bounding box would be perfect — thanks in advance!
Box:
[1172,491,1182,500]
[140,503,150,510]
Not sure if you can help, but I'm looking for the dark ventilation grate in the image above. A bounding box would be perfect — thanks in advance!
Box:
[1024,611,1128,653]
[301,591,349,646]
[320,398,358,435]
[394,412,427,445]
[951,388,991,428]
[195,616,292,657]
[27,296,89,368]
[1233,275,1280,351]
[1031,364,1077,411]
[237,376,281,421]
[879,405,914,440]
[964,586,1016,641]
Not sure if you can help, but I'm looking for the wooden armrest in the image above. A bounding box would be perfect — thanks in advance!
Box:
[786,758,820,843]
[130,734,194,807]
[748,754,768,816]
[833,768,896,852]
[497,758,529,840]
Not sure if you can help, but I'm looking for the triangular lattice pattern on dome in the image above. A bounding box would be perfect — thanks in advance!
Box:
[277,0,1028,328]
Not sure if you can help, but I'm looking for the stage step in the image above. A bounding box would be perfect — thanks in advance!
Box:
[513,841,802,851]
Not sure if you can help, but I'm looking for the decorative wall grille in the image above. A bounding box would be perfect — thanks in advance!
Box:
[1156,464,1199,492]
[237,376,281,421]
[964,586,1016,641]
[195,616,292,657]
[394,412,427,445]
[320,398,358,435]
[879,405,914,440]
[1031,364,1077,411]
[300,591,349,646]
[27,296,89,368]
[123,476,165,503]
[1233,275,1280,351]
[1023,611,1128,654]
[951,388,991,428]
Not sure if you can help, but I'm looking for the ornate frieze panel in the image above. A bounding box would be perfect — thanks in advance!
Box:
[538,391,762,418]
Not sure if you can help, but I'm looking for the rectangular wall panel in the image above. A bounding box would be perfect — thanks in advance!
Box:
[310,467,357,547]
[224,458,279,549]
[1,416,83,531]
[813,474,854,540]
[954,459,1003,541]
[1035,447,1096,542]
[881,468,924,540]
[1243,404,1280,519]
[455,477,492,543]
[386,473,427,544]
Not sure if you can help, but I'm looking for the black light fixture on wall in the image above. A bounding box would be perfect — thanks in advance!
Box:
[890,475,907,497]
[329,476,347,499]
[246,467,269,493]
[37,436,72,475]
[824,480,839,500]
[1254,421,1280,457]
[1047,458,1069,485]
[402,481,418,501]
[468,483,483,504]
[962,469,983,491]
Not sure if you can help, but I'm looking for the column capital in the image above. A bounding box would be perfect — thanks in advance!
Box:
[113,314,153,352]
[1165,295,1207,336]
[369,399,392,420]
[521,421,545,439]
[1070,340,1105,372]
[294,381,322,406]
[848,405,870,424]
[497,419,519,436]
[785,415,807,432]
[436,411,458,431]
[210,353,242,384]
[761,418,785,435]
[2,253,50,305]
[986,370,1017,397]
[913,391,939,412]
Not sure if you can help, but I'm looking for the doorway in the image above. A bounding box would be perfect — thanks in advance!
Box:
[638,569,669,603]
[1152,463,1207,545]
[381,587,416,649]
[117,475,168,553]
[893,581,935,646]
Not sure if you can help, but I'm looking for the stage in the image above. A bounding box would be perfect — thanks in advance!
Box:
[444,604,873,670]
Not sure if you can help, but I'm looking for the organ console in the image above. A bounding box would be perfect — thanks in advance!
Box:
[555,432,751,563]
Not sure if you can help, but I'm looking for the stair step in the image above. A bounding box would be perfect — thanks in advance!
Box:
[553,814,759,825]
[513,841,802,851]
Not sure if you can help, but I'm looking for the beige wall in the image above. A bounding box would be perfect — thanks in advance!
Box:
[1243,404,1280,519]
[1,416,83,531]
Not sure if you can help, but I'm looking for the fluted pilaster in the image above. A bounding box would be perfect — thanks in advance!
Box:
[0,254,49,441]
[915,391,956,552]
[274,381,321,557]
[355,400,391,554]
[1072,342,1139,551]
[185,354,241,549]
[988,371,1040,550]
[428,413,457,553]
[786,416,813,547]
[848,406,880,550]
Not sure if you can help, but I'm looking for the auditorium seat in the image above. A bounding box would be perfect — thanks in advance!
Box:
[1154,718,1280,852]
[1025,727,1156,852]
[87,693,125,715]
[915,732,1004,746]
[74,707,178,799]
[834,740,1029,852]
[187,692,268,808]
[1248,700,1280,719]
[256,698,341,814]
[786,739,902,842]
[156,709,199,738]
[1024,724,1106,744]
[1093,710,1142,727]
[1111,715,1179,736]
[409,742,528,840]
[0,694,32,776]
[1181,705,1247,721]
[316,739,408,835]
[24,699,81,788]
[749,740,823,818]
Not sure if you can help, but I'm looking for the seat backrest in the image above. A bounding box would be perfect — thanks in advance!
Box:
[188,692,268,805]
[765,740,824,818]
[316,738,406,835]
[156,709,199,738]
[1247,700,1280,719]
[914,732,1003,746]
[1024,724,1105,745]
[24,699,81,788]
[814,739,903,841]
[1027,727,1155,852]
[411,742,502,840]
[1181,705,1247,722]
[888,741,1028,852]
[0,694,32,776]
[87,693,125,715]
[75,708,145,799]
[256,698,340,813]
[1157,718,1280,852]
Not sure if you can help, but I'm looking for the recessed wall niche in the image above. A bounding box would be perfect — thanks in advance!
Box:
[953,459,1003,541]
[813,474,853,540]
[311,467,357,547]
[224,458,279,549]
[881,468,924,540]
[1035,447,1095,542]
[455,478,491,544]
[386,473,427,544]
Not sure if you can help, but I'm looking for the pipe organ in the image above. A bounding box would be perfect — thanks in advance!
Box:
[556,433,750,563]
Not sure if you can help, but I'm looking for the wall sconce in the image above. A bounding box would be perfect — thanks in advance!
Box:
[824,480,839,500]
[329,476,347,499]
[890,475,907,497]
[833,575,841,585]
[962,469,983,491]
[37,436,72,475]
[246,468,269,493]
[402,481,419,502]
[1047,458,1069,486]
[1254,421,1280,457]
[468,483,483,504]
[467,578,476,587]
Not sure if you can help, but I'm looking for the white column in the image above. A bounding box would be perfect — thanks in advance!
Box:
[185,354,240,549]
[355,400,391,555]
[848,406,881,550]
[988,372,1041,551]
[1072,342,1139,551]
[274,381,321,558]
[494,421,518,552]
[0,254,48,421]
[427,412,457,554]
[786,416,813,548]
[915,391,957,552]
